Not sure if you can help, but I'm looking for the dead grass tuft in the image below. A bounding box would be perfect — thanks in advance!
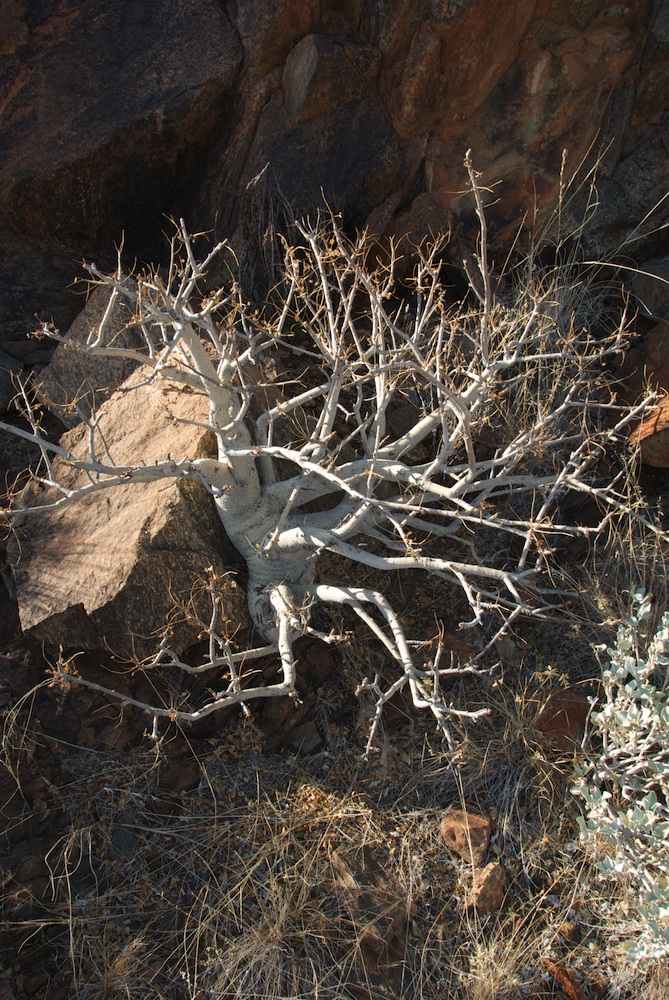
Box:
[2,681,667,999]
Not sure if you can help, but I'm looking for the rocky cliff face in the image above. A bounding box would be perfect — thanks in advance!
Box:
[1,0,668,339]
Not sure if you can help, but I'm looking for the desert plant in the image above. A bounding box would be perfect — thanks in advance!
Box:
[573,589,669,962]
[0,154,661,748]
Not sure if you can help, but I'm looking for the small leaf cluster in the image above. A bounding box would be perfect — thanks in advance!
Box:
[573,590,669,962]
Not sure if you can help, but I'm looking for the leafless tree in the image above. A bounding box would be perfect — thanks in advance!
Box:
[1,155,659,751]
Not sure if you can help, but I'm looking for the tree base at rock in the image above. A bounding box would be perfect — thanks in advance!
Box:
[9,371,248,659]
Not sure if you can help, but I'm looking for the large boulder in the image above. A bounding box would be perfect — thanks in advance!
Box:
[8,369,248,658]
[632,257,669,318]
[192,0,668,264]
[1,1,668,338]
[0,0,242,339]
[36,284,144,426]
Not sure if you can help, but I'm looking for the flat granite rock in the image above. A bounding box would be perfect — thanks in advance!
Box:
[9,368,248,658]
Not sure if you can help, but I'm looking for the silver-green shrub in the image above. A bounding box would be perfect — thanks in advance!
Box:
[573,590,669,962]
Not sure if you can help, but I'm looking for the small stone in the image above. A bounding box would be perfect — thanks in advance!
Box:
[285,720,322,755]
[541,958,588,1000]
[631,396,669,468]
[466,861,506,914]
[440,808,492,866]
[535,689,590,749]
[558,919,580,943]
[157,757,202,793]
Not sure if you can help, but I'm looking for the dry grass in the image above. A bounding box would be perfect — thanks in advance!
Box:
[2,660,667,1000]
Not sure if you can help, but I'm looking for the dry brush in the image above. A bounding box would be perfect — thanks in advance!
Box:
[1,158,661,750]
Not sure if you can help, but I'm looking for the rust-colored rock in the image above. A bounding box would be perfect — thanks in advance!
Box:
[541,958,588,1000]
[534,688,591,748]
[631,396,669,468]
[2,1,668,344]
[615,315,669,466]
[440,808,492,867]
[8,369,248,657]
[617,318,669,401]
[466,861,506,914]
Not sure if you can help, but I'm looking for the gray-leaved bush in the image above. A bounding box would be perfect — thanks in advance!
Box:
[573,590,669,962]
